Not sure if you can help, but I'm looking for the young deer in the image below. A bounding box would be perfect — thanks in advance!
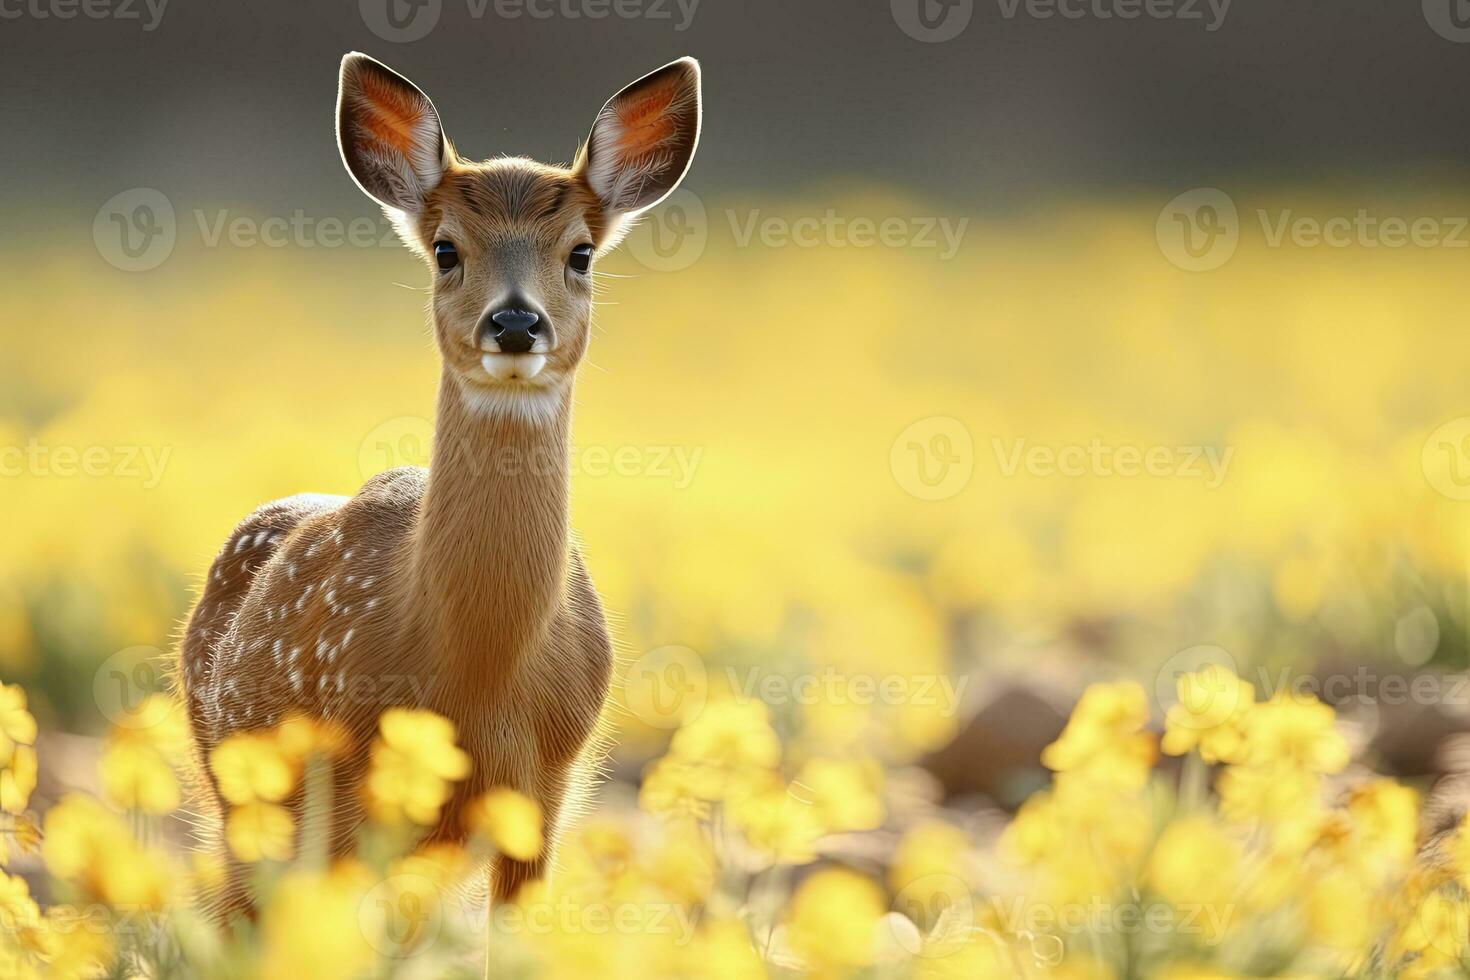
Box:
[178,52,702,912]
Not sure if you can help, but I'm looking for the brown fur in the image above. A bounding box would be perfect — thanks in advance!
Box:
[177,52,701,919]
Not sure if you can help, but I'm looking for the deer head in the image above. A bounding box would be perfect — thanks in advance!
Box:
[336,53,702,422]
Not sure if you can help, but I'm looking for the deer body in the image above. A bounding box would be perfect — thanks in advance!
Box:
[178,52,702,914]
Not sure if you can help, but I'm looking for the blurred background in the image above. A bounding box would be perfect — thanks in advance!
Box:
[3,0,1470,828]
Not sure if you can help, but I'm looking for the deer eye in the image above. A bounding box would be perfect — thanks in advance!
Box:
[568,243,593,275]
[433,241,459,271]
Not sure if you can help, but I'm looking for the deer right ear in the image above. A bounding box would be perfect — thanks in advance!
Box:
[576,57,702,233]
[337,53,450,213]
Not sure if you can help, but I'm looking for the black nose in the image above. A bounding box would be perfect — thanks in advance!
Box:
[487,307,541,354]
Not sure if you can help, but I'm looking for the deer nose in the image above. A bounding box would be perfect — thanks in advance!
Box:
[484,307,541,354]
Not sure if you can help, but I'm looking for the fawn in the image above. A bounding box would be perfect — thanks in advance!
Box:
[177,51,702,913]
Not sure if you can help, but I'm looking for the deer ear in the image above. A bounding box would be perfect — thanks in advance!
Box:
[577,57,701,226]
[337,53,450,213]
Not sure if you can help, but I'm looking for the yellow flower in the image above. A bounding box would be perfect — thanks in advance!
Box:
[0,814,40,866]
[275,714,350,763]
[0,684,37,768]
[41,794,173,908]
[1,745,37,815]
[1216,762,1320,826]
[637,758,713,820]
[1146,816,1241,939]
[0,870,40,932]
[639,818,717,905]
[210,732,297,805]
[664,699,782,802]
[1160,665,1254,763]
[1041,681,1157,790]
[1305,867,1377,954]
[785,868,886,971]
[365,709,471,826]
[1241,691,1348,775]
[225,800,295,863]
[466,788,544,861]
[113,694,189,759]
[1335,779,1418,883]
[889,820,971,903]
[261,862,377,980]
[729,781,823,865]
[99,739,179,814]
[682,917,765,980]
[36,910,115,979]
[794,757,885,834]
[389,842,473,892]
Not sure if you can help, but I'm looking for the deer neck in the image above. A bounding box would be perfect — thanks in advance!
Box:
[410,374,573,682]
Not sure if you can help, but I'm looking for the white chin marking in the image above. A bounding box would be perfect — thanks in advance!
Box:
[481,353,547,382]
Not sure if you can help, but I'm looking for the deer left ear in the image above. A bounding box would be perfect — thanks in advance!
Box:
[577,57,702,229]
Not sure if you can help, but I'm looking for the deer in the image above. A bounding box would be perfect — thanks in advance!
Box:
[176,51,702,917]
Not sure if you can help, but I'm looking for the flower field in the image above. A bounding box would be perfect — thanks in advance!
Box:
[1,190,1469,976]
